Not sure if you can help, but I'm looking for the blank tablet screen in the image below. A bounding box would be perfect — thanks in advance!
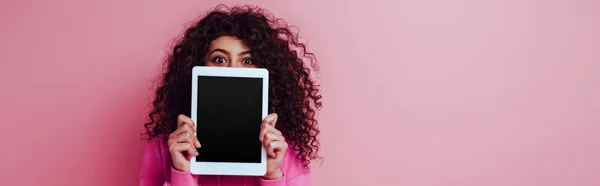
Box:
[195,76,263,163]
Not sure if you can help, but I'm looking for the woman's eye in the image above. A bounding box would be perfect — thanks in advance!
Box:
[213,57,226,64]
[242,58,253,65]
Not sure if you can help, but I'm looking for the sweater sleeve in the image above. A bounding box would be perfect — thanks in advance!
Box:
[258,173,310,186]
[139,137,200,186]
[258,146,311,186]
[169,167,200,186]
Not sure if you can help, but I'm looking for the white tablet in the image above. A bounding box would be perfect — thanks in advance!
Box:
[190,66,268,176]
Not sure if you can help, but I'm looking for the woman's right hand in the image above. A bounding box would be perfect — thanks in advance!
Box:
[168,114,201,172]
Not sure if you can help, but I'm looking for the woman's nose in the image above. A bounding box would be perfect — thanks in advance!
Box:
[228,60,245,68]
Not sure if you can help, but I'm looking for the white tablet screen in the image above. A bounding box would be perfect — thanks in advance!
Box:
[195,76,263,163]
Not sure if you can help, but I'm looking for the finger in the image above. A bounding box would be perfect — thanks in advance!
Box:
[261,123,282,136]
[171,123,195,138]
[186,143,198,160]
[176,131,201,148]
[259,123,281,142]
[174,131,193,143]
[173,142,198,161]
[261,132,285,155]
[172,131,198,147]
[263,132,281,144]
[187,121,196,132]
[173,122,195,137]
[266,141,278,158]
[259,125,281,143]
[172,142,196,156]
[193,136,201,148]
[262,113,278,127]
[177,114,195,131]
[266,141,286,158]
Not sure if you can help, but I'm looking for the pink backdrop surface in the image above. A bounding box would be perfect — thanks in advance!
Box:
[1,0,599,185]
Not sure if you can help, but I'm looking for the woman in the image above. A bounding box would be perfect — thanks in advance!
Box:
[140,5,322,186]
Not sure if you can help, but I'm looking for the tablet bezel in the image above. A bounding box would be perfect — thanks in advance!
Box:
[190,66,268,176]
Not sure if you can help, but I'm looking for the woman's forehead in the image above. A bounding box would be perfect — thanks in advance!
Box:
[209,36,250,53]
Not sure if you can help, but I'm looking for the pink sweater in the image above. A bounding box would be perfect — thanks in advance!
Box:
[139,137,311,186]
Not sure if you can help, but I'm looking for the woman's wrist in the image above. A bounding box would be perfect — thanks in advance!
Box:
[262,170,284,180]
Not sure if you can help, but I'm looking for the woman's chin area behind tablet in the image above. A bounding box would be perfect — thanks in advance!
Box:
[140,5,322,186]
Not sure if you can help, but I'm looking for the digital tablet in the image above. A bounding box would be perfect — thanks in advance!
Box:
[190,66,268,176]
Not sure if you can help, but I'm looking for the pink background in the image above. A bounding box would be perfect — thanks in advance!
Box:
[1,0,599,185]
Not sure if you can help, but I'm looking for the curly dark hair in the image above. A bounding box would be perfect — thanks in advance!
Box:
[144,5,322,167]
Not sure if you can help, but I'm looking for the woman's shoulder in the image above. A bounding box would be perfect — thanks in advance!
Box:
[146,135,169,150]
[140,136,171,182]
[142,136,170,161]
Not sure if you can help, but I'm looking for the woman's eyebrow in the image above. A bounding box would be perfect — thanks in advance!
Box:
[238,50,251,55]
[209,48,230,55]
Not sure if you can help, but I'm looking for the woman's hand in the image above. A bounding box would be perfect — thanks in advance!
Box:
[168,114,201,172]
[260,113,288,179]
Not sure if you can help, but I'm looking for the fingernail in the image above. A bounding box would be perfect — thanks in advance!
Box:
[195,141,201,148]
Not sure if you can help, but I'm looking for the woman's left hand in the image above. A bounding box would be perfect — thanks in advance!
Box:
[260,113,287,180]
